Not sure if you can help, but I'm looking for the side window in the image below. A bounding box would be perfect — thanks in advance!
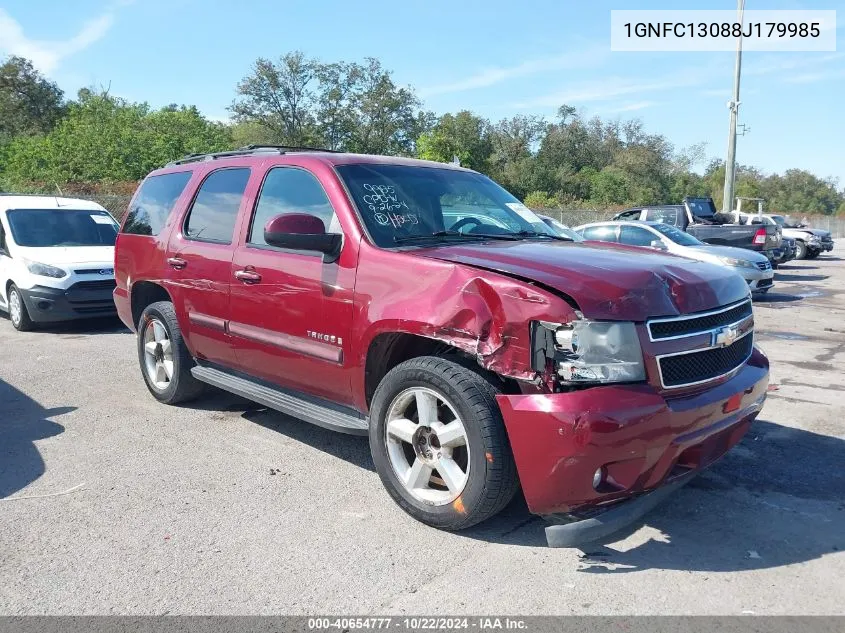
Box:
[184,168,251,244]
[620,225,658,247]
[582,225,618,242]
[248,167,338,246]
[0,221,8,255]
[123,171,192,236]
[645,207,681,226]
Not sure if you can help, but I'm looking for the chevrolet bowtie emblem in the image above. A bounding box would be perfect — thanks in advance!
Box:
[713,325,739,348]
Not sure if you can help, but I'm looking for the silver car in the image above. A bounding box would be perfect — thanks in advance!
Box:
[575,220,775,296]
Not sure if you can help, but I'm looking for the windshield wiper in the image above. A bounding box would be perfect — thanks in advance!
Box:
[393,230,487,244]
[512,230,571,241]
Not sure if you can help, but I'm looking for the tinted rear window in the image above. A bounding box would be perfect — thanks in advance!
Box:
[184,168,251,243]
[7,209,118,247]
[123,171,192,236]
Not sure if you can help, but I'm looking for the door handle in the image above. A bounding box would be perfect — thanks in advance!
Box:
[234,269,262,284]
[167,257,187,270]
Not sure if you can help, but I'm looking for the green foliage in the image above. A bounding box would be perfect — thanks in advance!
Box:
[2,92,232,187]
[417,111,492,171]
[0,56,65,143]
[523,191,559,210]
[590,167,630,206]
[231,53,423,155]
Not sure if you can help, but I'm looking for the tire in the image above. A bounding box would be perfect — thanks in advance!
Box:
[369,356,519,531]
[806,250,820,260]
[137,301,204,404]
[8,284,34,332]
[795,240,807,260]
[771,261,779,269]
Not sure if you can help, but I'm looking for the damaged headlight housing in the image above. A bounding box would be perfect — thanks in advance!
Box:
[533,319,646,384]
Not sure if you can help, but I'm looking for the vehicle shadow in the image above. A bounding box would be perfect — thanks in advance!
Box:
[464,419,845,571]
[0,378,73,498]
[242,406,376,472]
[14,316,129,335]
[754,292,803,303]
[773,273,829,282]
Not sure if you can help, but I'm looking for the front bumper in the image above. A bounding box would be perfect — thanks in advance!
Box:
[812,240,834,252]
[19,282,117,323]
[732,266,774,292]
[497,349,769,546]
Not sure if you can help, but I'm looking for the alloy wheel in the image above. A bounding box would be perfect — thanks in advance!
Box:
[142,318,174,390]
[385,387,471,505]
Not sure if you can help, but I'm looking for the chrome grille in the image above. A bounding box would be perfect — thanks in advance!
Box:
[659,333,754,388]
[648,299,755,389]
[648,300,752,341]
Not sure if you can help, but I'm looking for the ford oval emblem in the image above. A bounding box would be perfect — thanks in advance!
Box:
[99,268,114,276]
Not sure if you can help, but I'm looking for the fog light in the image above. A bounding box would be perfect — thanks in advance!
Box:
[37,301,51,310]
[592,466,606,490]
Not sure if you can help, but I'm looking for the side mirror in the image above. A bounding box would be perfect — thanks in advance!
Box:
[264,213,342,262]
[650,240,667,250]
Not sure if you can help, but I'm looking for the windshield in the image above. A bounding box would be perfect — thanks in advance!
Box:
[770,215,786,227]
[335,164,556,247]
[541,217,584,241]
[7,209,118,247]
[649,222,703,246]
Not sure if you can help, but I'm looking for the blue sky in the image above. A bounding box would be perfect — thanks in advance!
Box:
[1,0,843,184]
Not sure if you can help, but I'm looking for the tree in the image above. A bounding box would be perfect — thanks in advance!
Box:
[0,56,65,143]
[590,167,630,206]
[343,58,421,156]
[230,51,318,146]
[417,110,492,170]
[3,92,232,186]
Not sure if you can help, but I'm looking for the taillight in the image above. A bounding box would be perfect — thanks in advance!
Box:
[753,228,767,245]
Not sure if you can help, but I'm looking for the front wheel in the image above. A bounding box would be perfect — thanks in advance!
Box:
[137,301,204,404]
[795,240,808,260]
[369,356,519,531]
[8,284,34,331]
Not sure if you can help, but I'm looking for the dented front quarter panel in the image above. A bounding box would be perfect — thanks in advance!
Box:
[349,242,578,410]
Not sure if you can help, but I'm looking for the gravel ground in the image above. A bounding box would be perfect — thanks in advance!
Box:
[1,247,843,615]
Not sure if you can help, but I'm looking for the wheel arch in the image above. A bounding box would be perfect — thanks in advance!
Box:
[130,281,173,329]
[363,331,519,410]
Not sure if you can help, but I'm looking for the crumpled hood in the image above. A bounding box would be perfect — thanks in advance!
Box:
[13,245,114,267]
[414,241,750,321]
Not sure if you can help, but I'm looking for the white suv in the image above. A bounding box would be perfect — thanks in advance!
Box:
[0,195,119,331]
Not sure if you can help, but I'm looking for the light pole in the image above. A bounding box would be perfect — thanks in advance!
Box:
[722,0,746,213]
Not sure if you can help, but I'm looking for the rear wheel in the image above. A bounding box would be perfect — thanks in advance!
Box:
[795,240,808,260]
[137,301,204,404]
[369,356,519,531]
[8,284,34,332]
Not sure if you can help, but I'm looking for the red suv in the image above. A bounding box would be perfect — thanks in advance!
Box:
[114,146,769,546]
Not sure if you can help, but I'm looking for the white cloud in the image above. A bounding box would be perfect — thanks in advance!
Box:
[604,101,659,113]
[419,48,608,97]
[512,72,706,108]
[0,7,117,74]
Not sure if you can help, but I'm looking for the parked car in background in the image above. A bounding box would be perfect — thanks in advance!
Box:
[114,146,769,547]
[538,215,584,241]
[613,196,782,264]
[755,213,833,260]
[0,195,119,331]
[575,220,774,296]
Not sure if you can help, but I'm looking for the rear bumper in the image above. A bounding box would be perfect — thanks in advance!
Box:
[19,284,117,323]
[497,348,769,542]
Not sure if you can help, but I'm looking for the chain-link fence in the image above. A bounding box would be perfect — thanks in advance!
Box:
[84,194,132,222]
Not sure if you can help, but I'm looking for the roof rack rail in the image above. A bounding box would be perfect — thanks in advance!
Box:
[166,144,339,166]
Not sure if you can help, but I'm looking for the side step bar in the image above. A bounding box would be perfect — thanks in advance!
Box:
[191,365,369,436]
